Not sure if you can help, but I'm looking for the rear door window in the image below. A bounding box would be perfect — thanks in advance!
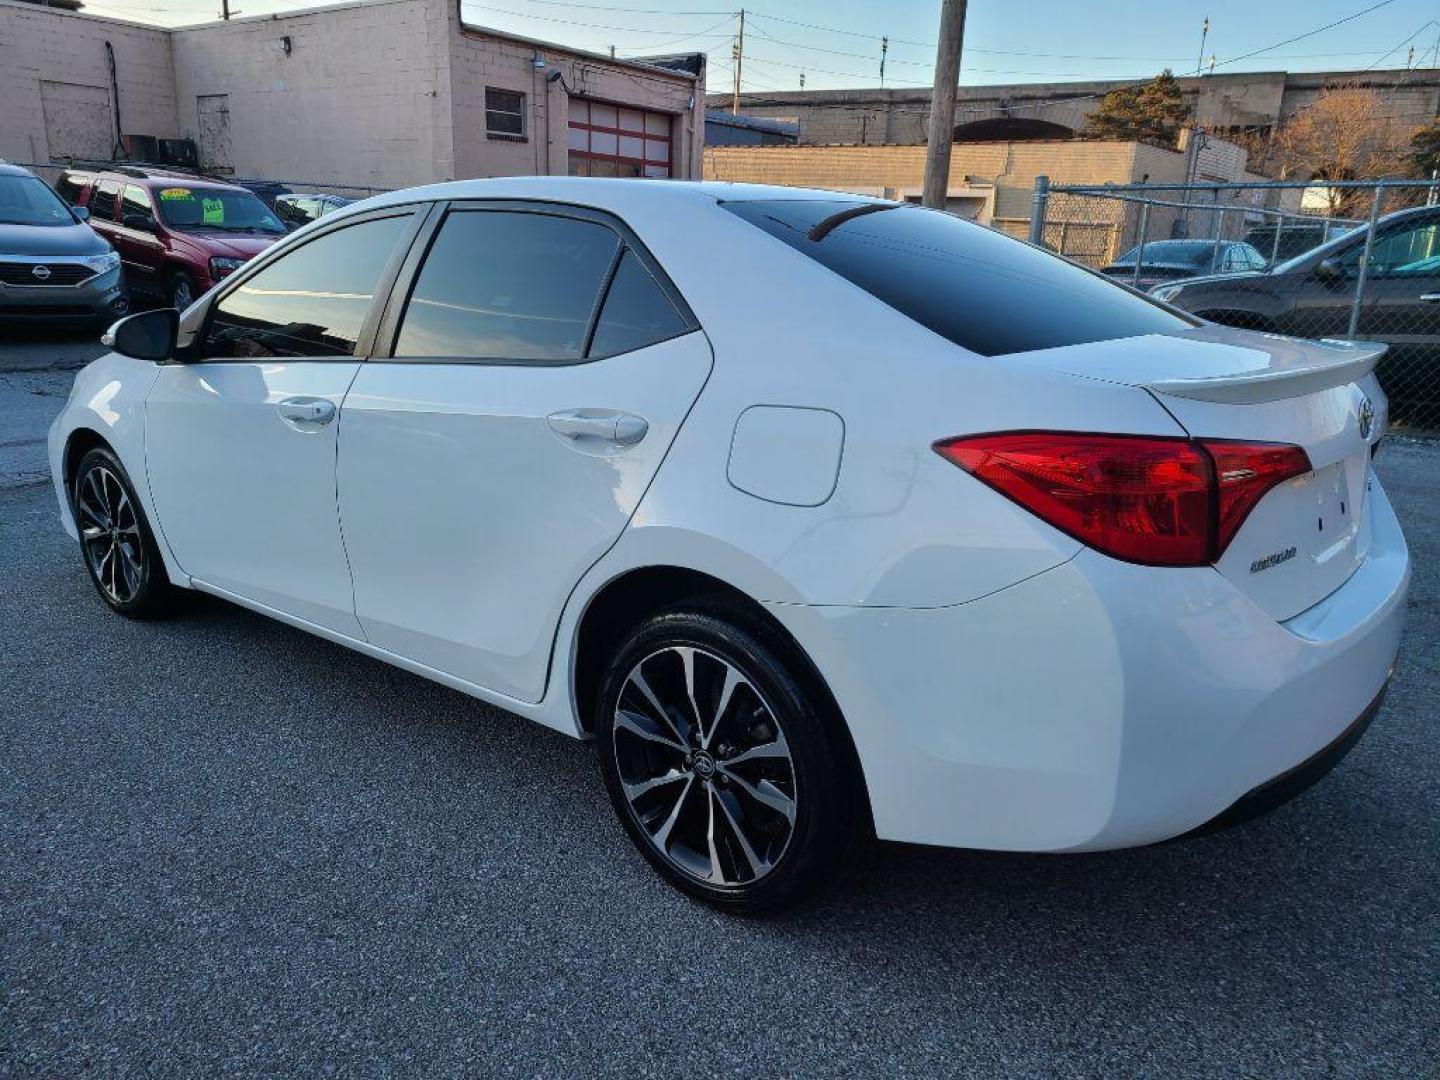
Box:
[589,250,689,357]
[54,174,88,205]
[89,180,120,220]
[723,199,1195,356]
[393,209,621,361]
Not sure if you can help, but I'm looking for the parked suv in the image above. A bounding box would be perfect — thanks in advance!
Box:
[57,167,286,309]
[0,161,127,328]
[1153,204,1440,425]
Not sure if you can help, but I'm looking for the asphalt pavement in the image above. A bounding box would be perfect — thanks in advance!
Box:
[1,338,1437,1076]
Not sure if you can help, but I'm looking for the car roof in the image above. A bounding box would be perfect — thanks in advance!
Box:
[0,160,39,179]
[130,173,250,193]
[356,177,890,216]
[61,166,251,193]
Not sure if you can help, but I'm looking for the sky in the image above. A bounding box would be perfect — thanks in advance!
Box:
[78,0,1440,98]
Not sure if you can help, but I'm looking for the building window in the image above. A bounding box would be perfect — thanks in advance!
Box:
[486,88,526,139]
[567,99,672,178]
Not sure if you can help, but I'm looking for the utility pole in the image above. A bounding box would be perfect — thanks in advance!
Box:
[221,0,230,19]
[922,0,967,209]
[731,9,745,115]
[880,36,888,87]
[1195,15,1209,76]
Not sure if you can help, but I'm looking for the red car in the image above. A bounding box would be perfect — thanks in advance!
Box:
[56,167,286,309]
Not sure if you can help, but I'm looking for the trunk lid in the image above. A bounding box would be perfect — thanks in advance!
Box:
[1011,326,1384,620]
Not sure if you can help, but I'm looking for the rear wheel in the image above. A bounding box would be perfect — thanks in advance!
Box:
[72,447,175,618]
[596,601,864,912]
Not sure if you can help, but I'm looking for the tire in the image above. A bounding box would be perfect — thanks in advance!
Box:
[71,447,176,618]
[166,270,195,311]
[596,599,864,913]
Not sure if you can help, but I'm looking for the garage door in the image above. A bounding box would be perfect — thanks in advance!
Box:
[567,100,672,178]
[40,81,112,161]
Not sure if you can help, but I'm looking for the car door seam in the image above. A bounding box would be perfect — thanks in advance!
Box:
[537,329,719,708]
[333,361,370,644]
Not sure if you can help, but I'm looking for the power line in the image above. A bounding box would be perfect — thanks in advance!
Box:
[1213,0,1399,70]
[508,0,732,13]
[1363,18,1437,72]
[462,2,732,38]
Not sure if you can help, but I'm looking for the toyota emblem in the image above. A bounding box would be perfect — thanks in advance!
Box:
[1358,397,1375,441]
[31,264,52,281]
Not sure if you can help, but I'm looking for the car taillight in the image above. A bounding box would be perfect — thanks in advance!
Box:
[933,432,1310,567]
[1205,440,1312,553]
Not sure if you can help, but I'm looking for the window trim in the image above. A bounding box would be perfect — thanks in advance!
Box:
[485,86,527,141]
[369,198,699,367]
[180,203,432,364]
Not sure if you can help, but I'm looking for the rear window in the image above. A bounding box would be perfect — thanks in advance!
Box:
[55,173,89,205]
[723,199,1194,356]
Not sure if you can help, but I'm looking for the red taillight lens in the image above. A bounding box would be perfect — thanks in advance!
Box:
[934,432,1310,567]
[1204,439,1312,553]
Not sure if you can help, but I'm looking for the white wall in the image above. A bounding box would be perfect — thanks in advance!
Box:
[1,0,702,190]
[0,0,177,166]
[171,0,455,189]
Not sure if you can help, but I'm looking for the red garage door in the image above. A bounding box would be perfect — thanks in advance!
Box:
[568,100,672,178]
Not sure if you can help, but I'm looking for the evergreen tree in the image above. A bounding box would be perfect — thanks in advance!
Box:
[1410,121,1440,177]
[1079,70,1192,147]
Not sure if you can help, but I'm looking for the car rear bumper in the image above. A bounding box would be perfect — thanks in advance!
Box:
[1183,680,1388,838]
[768,470,1410,853]
[0,267,127,321]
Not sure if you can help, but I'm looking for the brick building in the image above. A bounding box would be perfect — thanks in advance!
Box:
[0,0,705,189]
[703,133,1272,265]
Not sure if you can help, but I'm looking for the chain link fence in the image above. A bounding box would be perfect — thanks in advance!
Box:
[1030,177,1440,429]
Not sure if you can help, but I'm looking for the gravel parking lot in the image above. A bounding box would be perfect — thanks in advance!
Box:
[2,336,1437,1076]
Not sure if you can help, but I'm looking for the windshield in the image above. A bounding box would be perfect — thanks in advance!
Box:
[724,199,1194,357]
[0,175,76,227]
[1113,241,1217,267]
[154,186,285,234]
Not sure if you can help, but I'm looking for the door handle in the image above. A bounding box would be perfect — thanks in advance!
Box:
[277,397,336,425]
[1418,293,1440,303]
[547,410,649,447]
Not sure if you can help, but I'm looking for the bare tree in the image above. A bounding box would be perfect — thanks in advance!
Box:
[1260,86,1420,215]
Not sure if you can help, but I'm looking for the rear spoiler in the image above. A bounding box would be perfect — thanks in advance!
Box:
[1144,341,1386,404]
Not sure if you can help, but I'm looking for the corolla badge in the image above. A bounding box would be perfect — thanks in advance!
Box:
[1358,396,1375,441]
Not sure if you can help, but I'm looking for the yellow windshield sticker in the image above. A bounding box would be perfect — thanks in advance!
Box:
[202,197,225,224]
[158,187,193,200]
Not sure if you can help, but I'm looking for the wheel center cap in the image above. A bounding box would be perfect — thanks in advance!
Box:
[691,750,716,779]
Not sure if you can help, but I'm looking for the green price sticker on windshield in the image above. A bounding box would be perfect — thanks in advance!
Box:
[201,197,225,224]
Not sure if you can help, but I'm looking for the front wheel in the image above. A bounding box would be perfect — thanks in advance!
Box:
[596,601,864,912]
[166,270,195,311]
[72,447,176,618]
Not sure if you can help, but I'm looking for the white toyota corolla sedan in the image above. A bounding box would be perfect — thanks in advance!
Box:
[48,179,1410,911]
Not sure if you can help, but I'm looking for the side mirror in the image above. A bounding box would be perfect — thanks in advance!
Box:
[1314,257,1345,282]
[101,308,179,362]
[122,212,156,232]
[72,206,91,223]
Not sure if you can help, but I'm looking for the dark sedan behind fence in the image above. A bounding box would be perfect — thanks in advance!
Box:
[1030,177,1440,428]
